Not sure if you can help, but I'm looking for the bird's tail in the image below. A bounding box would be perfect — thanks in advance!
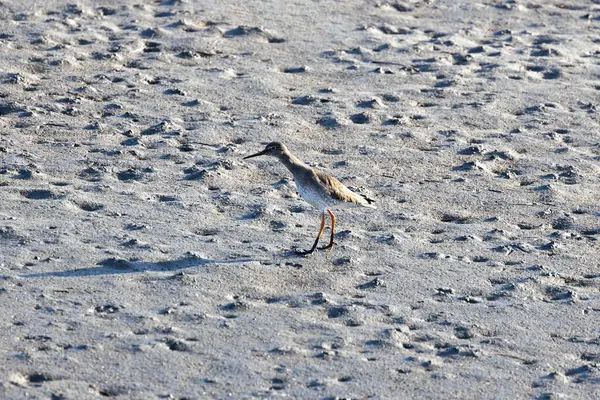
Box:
[361,194,377,209]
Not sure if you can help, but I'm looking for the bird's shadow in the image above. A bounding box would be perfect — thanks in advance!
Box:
[18,254,263,279]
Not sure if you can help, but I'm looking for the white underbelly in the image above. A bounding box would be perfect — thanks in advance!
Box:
[296,182,334,211]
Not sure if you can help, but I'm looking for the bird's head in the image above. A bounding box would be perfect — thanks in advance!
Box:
[243,142,288,159]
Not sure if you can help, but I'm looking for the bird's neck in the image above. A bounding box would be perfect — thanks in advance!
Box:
[278,152,309,175]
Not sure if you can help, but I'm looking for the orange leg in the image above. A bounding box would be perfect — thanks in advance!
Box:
[296,212,326,255]
[319,209,336,250]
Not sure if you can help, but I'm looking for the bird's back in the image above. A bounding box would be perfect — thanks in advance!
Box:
[313,170,375,208]
[278,150,376,210]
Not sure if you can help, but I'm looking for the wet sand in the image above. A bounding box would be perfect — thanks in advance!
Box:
[1,0,599,398]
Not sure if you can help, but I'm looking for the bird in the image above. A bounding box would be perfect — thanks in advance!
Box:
[243,142,375,255]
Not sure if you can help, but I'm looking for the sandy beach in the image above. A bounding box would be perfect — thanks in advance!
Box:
[1,0,599,398]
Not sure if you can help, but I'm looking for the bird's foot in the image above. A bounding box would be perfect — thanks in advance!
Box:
[318,242,335,251]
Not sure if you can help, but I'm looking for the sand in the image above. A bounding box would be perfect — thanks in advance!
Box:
[0,0,599,398]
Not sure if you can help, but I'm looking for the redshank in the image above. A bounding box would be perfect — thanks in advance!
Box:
[244,142,375,255]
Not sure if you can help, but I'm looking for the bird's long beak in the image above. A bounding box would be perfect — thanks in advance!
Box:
[243,149,268,159]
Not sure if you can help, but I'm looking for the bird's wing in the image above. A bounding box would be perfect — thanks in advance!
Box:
[313,169,373,205]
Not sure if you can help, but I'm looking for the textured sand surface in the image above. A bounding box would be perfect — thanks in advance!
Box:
[1,0,599,398]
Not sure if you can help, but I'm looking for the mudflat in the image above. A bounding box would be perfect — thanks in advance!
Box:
[0,1,599,398]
